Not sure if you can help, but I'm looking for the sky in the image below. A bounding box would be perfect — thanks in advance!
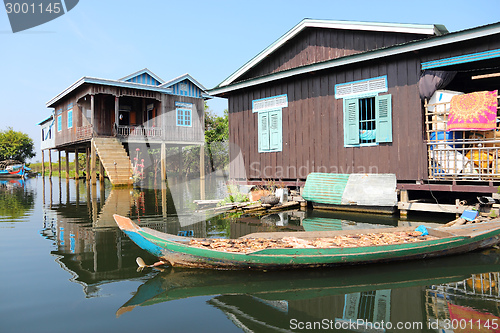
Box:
[1,0,499,162]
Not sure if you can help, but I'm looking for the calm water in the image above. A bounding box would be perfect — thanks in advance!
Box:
[1,176,500,333]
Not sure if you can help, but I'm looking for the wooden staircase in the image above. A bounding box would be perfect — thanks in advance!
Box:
[92,138,133,186]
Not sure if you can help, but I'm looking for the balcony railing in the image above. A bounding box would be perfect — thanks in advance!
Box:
[116,125,162,138]
[425,92,500,181]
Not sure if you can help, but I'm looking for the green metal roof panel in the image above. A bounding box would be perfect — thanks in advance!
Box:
[302,173,350,205]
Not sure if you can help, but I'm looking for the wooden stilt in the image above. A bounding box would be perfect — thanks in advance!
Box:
[49,149,52,177]
[91,140,97,185]
[75,148,79,180]
[58,150,62,178]
[161,142,166,182]
[65,149,69,181]
[399,190,409,219]
[86,146,90,181]
[200,143,205,200]
[41,150,45,176]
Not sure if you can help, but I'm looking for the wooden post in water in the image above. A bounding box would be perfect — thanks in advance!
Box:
[200,143,205,200]
[74,148,79,180]
[48,149,52,177]
[65,149,70,181]
[41,150,45,176]
[161,142,166,182]
[86,146,90,181]
[91,140,97,185]
[400,189,409,219]
[58,150,62,178]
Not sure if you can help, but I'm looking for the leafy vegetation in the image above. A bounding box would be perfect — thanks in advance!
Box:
[0,127,35,163]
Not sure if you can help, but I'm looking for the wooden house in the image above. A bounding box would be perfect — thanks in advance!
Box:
[209,19,500,209]
[40,69,210,185]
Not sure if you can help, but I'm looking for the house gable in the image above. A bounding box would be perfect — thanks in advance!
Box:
[119,68,164,86]
[219,19,447,88]
[160,74,208,98]
[238,28,438,82]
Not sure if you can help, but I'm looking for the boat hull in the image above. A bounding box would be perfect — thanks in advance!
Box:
[114,214,500,270]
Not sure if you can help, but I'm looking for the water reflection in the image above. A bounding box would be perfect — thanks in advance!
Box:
[116,249,500,332]
[0,178,34,220]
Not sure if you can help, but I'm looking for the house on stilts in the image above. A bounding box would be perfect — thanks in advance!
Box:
[209,19,500,215]
[40,69,210,186]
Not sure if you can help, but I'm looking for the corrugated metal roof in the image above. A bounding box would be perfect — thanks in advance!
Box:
[302,173,350,205]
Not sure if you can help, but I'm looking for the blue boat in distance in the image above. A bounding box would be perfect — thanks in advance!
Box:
[0,160,30,179]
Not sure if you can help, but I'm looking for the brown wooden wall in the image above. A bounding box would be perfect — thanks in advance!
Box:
[228,54,426,182]
[238,28,428,82]
[161,94,204,143]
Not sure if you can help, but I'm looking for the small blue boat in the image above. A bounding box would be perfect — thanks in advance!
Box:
[0,160,30,179]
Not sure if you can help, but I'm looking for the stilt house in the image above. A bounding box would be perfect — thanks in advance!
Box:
[209,19,500,209]
[40,69,210,185]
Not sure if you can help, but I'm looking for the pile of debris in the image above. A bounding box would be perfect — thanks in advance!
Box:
[188,231,437,253]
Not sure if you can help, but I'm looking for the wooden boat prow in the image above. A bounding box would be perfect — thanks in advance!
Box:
[113,214,500,270]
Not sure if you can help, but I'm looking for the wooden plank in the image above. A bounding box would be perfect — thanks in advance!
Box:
[398,202,467,214]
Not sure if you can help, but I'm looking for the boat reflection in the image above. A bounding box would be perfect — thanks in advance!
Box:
[117,249,500,332]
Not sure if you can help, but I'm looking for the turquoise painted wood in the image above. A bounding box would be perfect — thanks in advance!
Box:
[302,173,350,205]
[344,98,360,146]
[258,112,270,151]
[376,94,392,143]
[125,72,162,86]
[269,109,282,151]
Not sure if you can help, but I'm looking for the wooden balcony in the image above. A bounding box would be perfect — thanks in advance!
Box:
[116,125,162,138]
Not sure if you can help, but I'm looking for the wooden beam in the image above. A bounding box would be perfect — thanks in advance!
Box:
[471,72,500,80]
[74,148,79,179]
[65,149,69,181]
[397,183,498,193]
[86,146,90,180]
[48,149,52,177]
[41,150,45,176]
[200,143,205,200]
[91,140,96,185]
[398,201,467,214]
[115,96,119,134]
[58,150,62,178]
[161,142,166,181]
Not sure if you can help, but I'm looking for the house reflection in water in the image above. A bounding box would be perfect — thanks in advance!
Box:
[39,177,212,297]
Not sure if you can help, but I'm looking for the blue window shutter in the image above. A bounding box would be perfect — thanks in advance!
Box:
[344,98,360,146]
[375,94,392,143]
[258,111,270,152]
[269,109,282,151]
[68,110,73,128]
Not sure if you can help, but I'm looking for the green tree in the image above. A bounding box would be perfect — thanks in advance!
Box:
[0,127,35,163]
[204,104,228,172]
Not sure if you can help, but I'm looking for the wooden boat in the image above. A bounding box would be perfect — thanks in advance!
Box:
[113,214,500,270]
[0,160,30,179]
